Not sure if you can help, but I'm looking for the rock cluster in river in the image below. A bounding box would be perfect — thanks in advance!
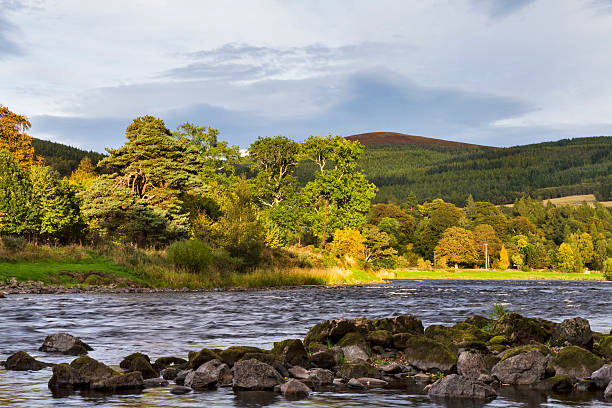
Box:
[2,312,612,402]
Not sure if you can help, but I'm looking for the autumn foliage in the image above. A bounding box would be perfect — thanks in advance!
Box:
[0,105,44,167]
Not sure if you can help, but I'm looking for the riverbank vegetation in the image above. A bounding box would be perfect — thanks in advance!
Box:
[0,105,611,288]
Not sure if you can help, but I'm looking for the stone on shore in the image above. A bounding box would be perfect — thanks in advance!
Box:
[5,351,50,371]
[271,339,309,367]
[605,381,612,399]
[308,368,334,386]
[534,375,573,392]
[280,379,311,399]
[492,313,549,345]
[356,377,388,388]
[91,372,144,391]
[161,367,179,380]
[232,359,283,391]
[491,350,547,385]
[591,364,612,389]
[304,318,357,346]
[403,336,457,374]
[185,359,231,389]
[39,333,93,355]
[337,362,382,380]
[457,351,489,380]
[428,374,497,400]
[549,346,604,382]
[309,349,337,369]
[152,356,188,371]
[552,317,593,349]
[372,315,424,335]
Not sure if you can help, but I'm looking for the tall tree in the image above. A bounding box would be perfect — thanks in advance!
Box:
[0,105,44,167]
[434,226,479,267]
[0,150,36,235]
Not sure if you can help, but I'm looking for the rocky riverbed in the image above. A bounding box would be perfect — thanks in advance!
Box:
[2,312,612,404]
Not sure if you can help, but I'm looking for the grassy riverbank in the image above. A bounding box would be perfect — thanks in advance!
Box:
[393,269,607,281]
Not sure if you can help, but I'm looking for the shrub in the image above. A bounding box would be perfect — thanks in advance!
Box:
[416,257,433,271]
[166,239,213,273]
[1,236,26,252]
[604,258,612,281]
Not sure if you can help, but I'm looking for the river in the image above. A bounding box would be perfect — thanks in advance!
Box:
[1,279,611,407]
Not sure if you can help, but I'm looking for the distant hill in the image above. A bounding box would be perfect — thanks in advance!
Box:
[355,136,612,205]
[32,138,106,177]
[346,131,495,149]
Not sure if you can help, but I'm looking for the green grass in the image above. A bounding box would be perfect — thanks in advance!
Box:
[393,269,607,281]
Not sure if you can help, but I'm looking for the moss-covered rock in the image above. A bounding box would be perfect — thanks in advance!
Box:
[151,356,188,371]
[303,318,357,346]
[218,346,264,366]
[5,351,50,371]
[489,335,509,345]
[549,346,605,381]
[367,330,393,347]
[337,362,382,379]
[551,317,593,349]
[48,363,83,388]
[424,324,489,352]
[534,375,573,392]
[489,344,506,354]
[500,344,551,361]
[69,355,116,384]
[189,348,222,369]
[596,336,612,359]
[271,339,309,367]
[240,352,276,365]
[371,315,424,335]
[492,313,549,345]
[392,333,416,349]
[463,315,491,329]
[337,332,367,348]
[403,336,458,374]
[119,353,158,379]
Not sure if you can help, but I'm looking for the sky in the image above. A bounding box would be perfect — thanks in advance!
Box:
[1,0,612,152]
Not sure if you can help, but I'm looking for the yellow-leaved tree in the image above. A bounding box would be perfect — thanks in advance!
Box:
[498,245,510,270]
[0,105,44,168]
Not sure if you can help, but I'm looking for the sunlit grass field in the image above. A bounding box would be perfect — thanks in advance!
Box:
[393,269,606,281]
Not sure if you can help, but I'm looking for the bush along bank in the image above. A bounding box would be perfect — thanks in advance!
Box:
[2,312,612,402]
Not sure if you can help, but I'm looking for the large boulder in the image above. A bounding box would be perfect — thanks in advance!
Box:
[48,363,83,388]
[457,351,489,380]
[119,353,158,379]
[5,351,50,371]
[592,364,612,389]
[492,313,549,345]
[91,372,144,391]
[219,346,264,366]
[367,330,393,347]
[549,346,604,382]
[403,336,457,374]
[303,318,357,346]
[48,356,116,389]
[491,350,547,385]
[39,333,93,355]
[428,374,496,400]
[337,362,382,380]
[232,359,283,391]
[189,348,222,369]
[551,317,593,349]
[280,379,311,399]
[425,324,489,352]
[309,349,337,369]
[271,339,309,367]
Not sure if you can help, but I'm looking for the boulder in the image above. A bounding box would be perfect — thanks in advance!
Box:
[303,318,357,346]
[170,385,192,395]
[240,352,276,365]
[367,330,393,347]
[591,364,612,389]
[310,349,337,369]
[341,345,369,363]
[39,333,93,355]
[428,374,496,400]
[48,356,115,389]
[91,372,144,391]
[119,353,158,379]
[552,317,593,349]
[174,369,191,385]
[492,313,549,345]
[463,315,490,329]
[491,350,547,385]
[5,351,50,371]
[189,348,222,369]
[605,381,612,399]
[271,339,309,367]
[288,366,309,380]
[534,375,573,392]
[280,379,311,399]
[152,356,188,371]
[403,336,458,374]
[48,363,83,388]
[143,378,169,388]
[337,362,382,380]
[356,377,388,388]
[219,346,263,366]
[392,333,416,349]
[598,336,612,359]
[425,324,489,352]
[347,378,366,389]
[457,351,489,380]
[232,359,283,391]
[549,346,604,382]
[161,367,179,380]
[498,343,550,361]
[308,368,334,386]
[371,315,424,335]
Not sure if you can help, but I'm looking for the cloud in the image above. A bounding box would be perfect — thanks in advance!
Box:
[0,15,21,59]
[471,0,536,18]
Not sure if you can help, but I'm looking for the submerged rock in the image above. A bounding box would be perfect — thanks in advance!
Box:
[232,359,283,391]
[170,385,192,395]
[280,379,311,399]
[48,356,116,389]
[534,375,573,392]
[491,350,547,385]
[428,374,496,400]
[119,353,158,379]
[91,372,144,391]
[143,378,169,388]
[39,333,93,355]
[5,351,50,371]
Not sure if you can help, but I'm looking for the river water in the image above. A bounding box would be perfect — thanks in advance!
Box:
[0,279,611,407]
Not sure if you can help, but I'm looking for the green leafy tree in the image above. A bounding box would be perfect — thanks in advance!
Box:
[567,232,595,266]
[434,226,479,267]
[473,224,502,266]
[414,199,463,259]
[464,201,508,239]
[557,242,583,273]
[362,225,397,264]
[248,136,301,207]
[0,150,36,235]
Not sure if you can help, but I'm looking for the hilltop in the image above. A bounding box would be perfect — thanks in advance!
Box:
[32,138,105,176]
[346,131,495,149]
